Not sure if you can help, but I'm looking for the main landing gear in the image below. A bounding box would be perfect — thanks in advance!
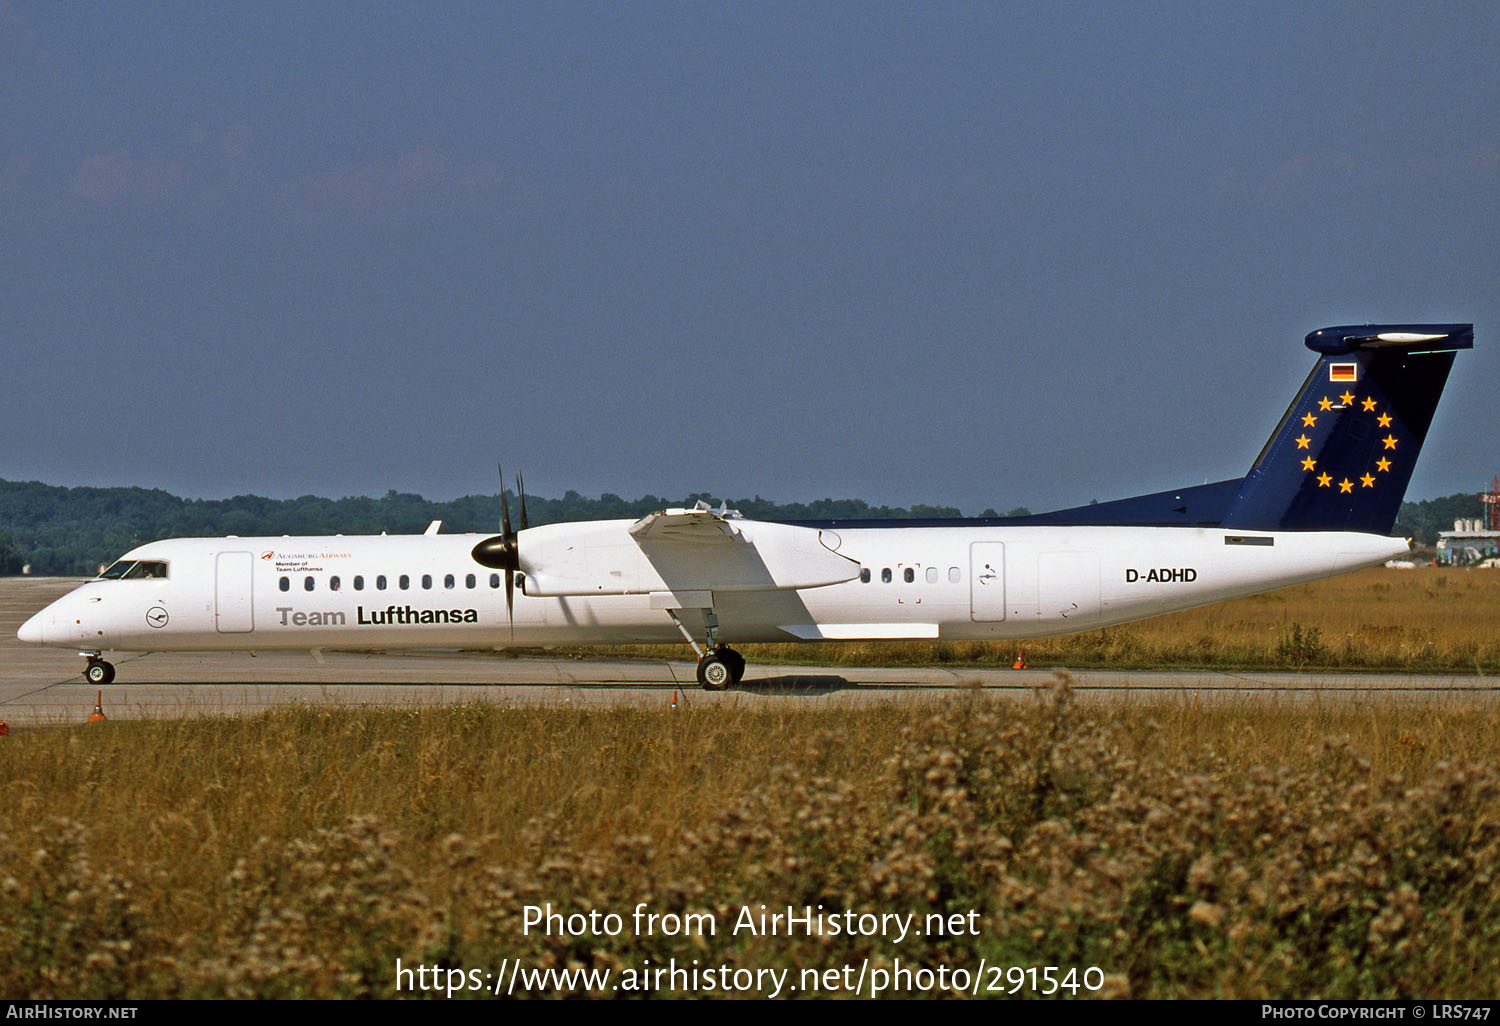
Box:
[668,609,747,690]
[696,646,746,691]
[83,654,116,685]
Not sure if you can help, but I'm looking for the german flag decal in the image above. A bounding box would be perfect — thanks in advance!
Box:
[1329,362,1358,382]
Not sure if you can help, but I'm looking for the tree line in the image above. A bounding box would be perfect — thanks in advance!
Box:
[0,478,996,576]
[1390,491,1488,548]
[0,477,1479,576]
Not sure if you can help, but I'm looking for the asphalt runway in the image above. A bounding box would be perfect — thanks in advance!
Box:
[2,577,1496,727]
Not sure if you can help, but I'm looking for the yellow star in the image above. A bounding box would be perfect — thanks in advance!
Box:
[1376,457,1391,472]
[1301,412,1317,428]
[1383,435,1398,450]
[1301,456,1316,471]
[1295,434,1311,450]
[1339,479,1353,493]
[1361,474,1375,488]
[1317,473,1332,488]
[1377,412,1392,427]
[1339,390,1356,406]
[1362,397,1376,412]
[1318,396,1334,411]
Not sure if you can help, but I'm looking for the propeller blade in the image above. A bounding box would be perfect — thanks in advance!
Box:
[472,461,524,635]
[504,567,514,636]
[498,462,512,539]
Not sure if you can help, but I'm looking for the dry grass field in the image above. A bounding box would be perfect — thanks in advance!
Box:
[4,683,1499,999]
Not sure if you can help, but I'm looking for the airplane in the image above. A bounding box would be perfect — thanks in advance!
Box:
[17,323,1472,690]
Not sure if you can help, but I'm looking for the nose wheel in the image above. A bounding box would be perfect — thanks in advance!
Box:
[84,657,116,685]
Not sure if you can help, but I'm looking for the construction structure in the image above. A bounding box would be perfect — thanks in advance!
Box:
[1436,477,1500,565]
[1484,474,1500,530]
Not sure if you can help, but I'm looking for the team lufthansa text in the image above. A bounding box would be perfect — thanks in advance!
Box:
[275,605,480,627]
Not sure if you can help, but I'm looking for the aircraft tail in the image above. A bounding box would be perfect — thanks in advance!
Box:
[1219,324,1472,533]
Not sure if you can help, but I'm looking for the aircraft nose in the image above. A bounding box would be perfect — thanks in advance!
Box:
[17,610,47,644]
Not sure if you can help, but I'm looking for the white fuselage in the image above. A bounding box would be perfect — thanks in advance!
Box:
[18,523,1406,655]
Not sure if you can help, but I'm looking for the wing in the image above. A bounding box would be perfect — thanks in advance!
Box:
[519,510,860,597]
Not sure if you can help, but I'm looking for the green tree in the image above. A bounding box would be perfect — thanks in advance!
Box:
[0,529,21,575]
[1393,492,1484,545]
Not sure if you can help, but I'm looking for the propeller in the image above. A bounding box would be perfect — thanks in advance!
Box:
[471,463,530,630]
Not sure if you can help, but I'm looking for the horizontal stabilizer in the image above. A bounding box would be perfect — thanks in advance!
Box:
[1305,323,1473,355]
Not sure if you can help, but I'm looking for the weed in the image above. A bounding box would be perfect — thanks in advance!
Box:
[4,698,1499,998]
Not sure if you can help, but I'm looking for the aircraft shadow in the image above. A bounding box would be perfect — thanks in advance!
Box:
[732,674,855,696]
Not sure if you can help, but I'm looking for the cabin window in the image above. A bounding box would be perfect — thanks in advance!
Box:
[399,575,410,590]
[330,576,341,591]
[903,567,915,583]
[926,567,939,584]
[948,567,961,583]
[304,576,315,591]
[376,575,387,590]
[279,576,289,592]
[353,576,364,591]
[466,574,476,589]
[422,574,432,590]
[444,573,456,589]
[490,574,501,589]
[881,568,892,584]
[860,568,871,583]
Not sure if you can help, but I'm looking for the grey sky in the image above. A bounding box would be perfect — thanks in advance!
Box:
[3,2,1496,515]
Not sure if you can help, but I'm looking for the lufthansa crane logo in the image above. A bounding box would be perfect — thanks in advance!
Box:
[146,606,169,629]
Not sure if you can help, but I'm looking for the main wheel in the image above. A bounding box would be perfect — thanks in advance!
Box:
[85,659,116,685]
[720,647,746,684]
[697,653,732,691]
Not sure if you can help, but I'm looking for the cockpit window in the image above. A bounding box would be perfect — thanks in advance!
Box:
[97,560,168,580]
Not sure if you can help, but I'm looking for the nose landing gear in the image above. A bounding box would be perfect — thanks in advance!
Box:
[83,654,116,685]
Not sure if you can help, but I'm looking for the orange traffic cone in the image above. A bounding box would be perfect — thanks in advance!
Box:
[1012,649,1028,670]
[671,689,679,709]
[88,690,107,723]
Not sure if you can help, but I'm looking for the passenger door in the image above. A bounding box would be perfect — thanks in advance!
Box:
[215,551,255,633]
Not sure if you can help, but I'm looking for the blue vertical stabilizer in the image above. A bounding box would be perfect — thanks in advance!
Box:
[1219,324,1471,533]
